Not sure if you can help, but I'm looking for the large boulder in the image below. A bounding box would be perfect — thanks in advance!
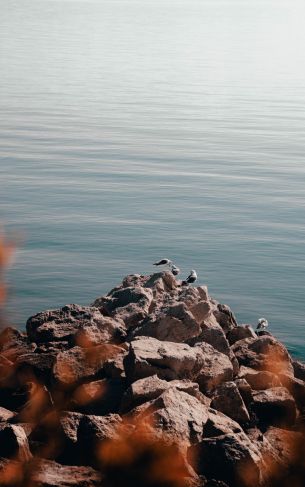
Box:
[0,327,34,362]
[94,286,153,315]
[26,304,122,345]
[194,343,233,394]
[52,344,122,387]
[0,424,32,462]
[121,375,208,413]
[131,388,209,445]
[232,336,293,376]
[278,373,305,408]
[189,320,230,356]
[77,413,122,466]
[252,387,297,427]
[203,408,243,437]
[189,432,264,487]
[137,303,201,343]
[227,326,257,345]
[213,304,237,334]
[71,378,126,415]
[293,360,305,381]
[210,382,250,425]
[124,337,206,383]
[238,366,281,390]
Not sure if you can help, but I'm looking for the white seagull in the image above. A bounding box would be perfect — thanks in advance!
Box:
[256,317,269,331]
[182,269,197,285]
[153,258,172,267]
[171,264,180,276]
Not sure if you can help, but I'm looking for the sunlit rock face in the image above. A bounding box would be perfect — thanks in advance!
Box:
[0,271,305,486]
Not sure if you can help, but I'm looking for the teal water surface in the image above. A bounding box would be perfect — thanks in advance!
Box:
[0,0,305,358]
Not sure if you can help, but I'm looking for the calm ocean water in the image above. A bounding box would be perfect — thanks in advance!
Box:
[1,0,305,357]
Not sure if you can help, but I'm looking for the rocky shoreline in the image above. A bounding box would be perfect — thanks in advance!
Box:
[0,271,304,486]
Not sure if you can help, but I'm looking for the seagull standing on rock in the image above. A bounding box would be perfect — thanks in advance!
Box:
[170,264,180,276]
[256,317,269,332]
[182,270,197,286]
[153,258,172,268]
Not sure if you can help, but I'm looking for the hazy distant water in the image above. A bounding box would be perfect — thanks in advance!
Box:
[1,0,305,357]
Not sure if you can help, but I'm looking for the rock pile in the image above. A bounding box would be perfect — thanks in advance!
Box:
[0,271,304,486]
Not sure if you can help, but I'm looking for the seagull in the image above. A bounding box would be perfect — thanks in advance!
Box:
[182,269,197,285]
[153,258,172,267]
[171,264,180,276]
[256,317,269,331]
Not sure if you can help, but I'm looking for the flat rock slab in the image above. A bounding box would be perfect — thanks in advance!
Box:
[31,459,102,486]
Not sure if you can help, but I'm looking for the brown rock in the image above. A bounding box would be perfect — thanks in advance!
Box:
[77,413,122,466]
[189,301,212,324]
[279,373,305,408]
[0,406,16,422]
[15,352,56,385]
[124,337,206,383]
[252,387,297,427]
[293,359,305,381]
[227,325,257,345]
[26,304,112,344]
[73,316,126,347]
[213,304,237,334]
[189,322,230,356]
[0,327,34,362]
[138,303,201,343]
[121,375,207,413]
[53,344,122,387]
[100,286,153,314]
[189,432,263,487]
[238,366,281,390]
[264,427,303,469]
[132,388,209,445]
[0,423,32,461]
[31,459,102,486]
[232,336,293,376]
[210,382,250,424]
[203,408,243,437]
[72,378,126,415]
[234,379,253,407]
[195,343,233,393]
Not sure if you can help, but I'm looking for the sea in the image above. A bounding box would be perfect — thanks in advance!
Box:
[0,0,304,358]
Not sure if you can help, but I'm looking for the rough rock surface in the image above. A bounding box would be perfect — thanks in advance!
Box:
[210,382,250,424]
[1,271,304,487]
